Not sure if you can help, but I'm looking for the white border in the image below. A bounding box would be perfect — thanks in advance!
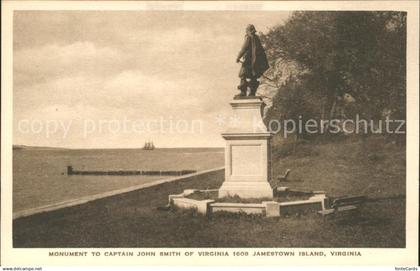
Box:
[1,1,418,266]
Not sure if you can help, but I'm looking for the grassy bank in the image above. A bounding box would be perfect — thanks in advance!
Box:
[270,135,405,198]
[13,136,405,247]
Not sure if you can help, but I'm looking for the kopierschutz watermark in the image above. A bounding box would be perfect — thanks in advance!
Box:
[255,114,405,137]
[15,114,405,140]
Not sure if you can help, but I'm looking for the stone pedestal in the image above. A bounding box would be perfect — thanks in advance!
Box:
[219,98,273,199]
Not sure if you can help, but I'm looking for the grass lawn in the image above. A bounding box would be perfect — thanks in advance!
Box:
[13,136,405,248]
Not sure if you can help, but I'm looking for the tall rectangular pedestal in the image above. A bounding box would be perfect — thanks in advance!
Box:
[219,133,273,198]
[218,98,273,199]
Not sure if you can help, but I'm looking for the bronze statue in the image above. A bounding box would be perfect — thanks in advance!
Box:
[235,24,269,98]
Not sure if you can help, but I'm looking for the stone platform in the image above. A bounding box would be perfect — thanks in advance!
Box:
[168,188,330,217]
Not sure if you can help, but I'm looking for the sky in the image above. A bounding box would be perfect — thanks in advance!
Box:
[13,11,290,148]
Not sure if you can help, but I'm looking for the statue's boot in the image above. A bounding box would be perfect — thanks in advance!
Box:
[236,78,248,97]
[234,88,247,99]
[249,80,260,96]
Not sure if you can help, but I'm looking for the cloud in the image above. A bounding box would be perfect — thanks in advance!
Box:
[14,67,213,122]
[12,33,242,148]
[102,69,209,109]
[13,73,229,148]
[14,41,124,86]
[13,11,290,147]
[125,26,236,54]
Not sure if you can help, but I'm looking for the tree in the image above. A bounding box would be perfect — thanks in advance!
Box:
[261,11,406,137]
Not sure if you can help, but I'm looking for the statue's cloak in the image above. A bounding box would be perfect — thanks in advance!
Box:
[237,34,269,78]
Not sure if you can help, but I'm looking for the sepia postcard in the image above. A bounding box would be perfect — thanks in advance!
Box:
[1,0,419,267]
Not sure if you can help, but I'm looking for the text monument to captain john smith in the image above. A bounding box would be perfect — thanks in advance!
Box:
[219,24,273,199]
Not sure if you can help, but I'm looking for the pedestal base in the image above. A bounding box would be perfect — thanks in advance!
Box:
[219,181,273,199]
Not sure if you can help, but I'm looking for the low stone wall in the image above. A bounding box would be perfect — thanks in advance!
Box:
[211,202,265,215]
[172,198,215,214]
[67,166,197,176]
[169,189,329,218]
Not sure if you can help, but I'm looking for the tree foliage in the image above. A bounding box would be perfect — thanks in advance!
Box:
[261,11,406,136]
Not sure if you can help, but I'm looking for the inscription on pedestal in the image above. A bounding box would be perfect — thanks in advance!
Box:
[231,145,261,176]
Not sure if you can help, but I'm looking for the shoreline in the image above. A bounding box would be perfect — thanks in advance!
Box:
[13,166,225,220]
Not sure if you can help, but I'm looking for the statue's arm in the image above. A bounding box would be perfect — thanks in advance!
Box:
[236,36,250,62]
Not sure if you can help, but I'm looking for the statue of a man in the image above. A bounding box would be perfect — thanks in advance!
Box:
[236,24,269,98]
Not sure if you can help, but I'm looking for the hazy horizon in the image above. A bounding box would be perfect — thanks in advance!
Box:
[13,143,224,150]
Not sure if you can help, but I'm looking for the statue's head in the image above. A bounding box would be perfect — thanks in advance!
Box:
[246,24,256,35]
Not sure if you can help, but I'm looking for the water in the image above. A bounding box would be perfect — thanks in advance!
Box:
[13,148,224,212]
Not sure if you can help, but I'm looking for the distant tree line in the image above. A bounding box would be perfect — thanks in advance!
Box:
[260,11,406,138]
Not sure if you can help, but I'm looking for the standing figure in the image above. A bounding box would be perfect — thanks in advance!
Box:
[236,24,269,97]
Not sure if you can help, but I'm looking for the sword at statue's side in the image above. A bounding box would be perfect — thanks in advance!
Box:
[237,60,274,82]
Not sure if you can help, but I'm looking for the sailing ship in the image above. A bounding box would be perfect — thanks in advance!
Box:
[143,141,155,150]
